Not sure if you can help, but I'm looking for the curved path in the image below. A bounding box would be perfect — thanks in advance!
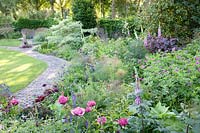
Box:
[0,46,69,108]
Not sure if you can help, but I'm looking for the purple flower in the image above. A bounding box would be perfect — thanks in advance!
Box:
[135,96,141,105]
[144,37,148,46]
[85,120,89,129]
[196,61,199,65]
[97,117,107,125]
[72,92,77,108]
[195,56,200,61]
[134,88,141,95]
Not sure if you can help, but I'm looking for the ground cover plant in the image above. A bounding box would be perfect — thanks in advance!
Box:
[0,48,47,92]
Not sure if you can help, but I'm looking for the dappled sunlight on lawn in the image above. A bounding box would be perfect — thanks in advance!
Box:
[0,48,47,93]
[6,63,33,73]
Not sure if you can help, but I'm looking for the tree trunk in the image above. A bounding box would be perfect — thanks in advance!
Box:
[61,7,64,19]
[102,3,105,18]
[50,0,55,14]
[111,0,116,19]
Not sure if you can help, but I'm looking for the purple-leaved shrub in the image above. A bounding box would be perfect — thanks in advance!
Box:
[144,27,179,53]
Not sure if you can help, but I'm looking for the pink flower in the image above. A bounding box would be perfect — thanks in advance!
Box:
[58,92,68,105]
[71,107,85,116]
[87,100,96,107]
[118,118,128,127]
[85,107,92,113]
[97,116,107,125]
[10,98,19,106]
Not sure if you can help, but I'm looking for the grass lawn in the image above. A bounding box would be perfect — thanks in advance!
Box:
[0,39,21,47]
[0,48,47,93]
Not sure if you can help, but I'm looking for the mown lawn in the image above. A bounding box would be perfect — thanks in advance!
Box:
[0,48,47,93]
[0,39,21,47]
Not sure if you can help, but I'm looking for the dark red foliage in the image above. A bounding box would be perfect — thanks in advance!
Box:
[35,95,46,103]
[144,34,179,53]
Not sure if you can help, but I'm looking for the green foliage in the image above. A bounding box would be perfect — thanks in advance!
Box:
[72,0,97,29]
[140,0,200,41]
[13,18,57,30]
[56,45,79,61]
[142,39,200,110]
[150,102,176,119]
[98,18,135,38]
[33,31,49,43]
[47,19,83,50]
[0,15,13,26]
[4,31,21,39]
[36,42,57,54]
[92,57,125,81]
[81,37,148,82]
[27,10,52,19]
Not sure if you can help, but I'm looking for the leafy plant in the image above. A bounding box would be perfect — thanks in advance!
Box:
[142,39,200,110]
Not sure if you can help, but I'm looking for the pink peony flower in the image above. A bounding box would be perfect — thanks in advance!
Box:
[97,116,107,125]
[118,118,128,127]
[10,98,19,106]
[85,107,92,113]
[71,107,85,116]
[87,100,96,107]
[58,92,68,105]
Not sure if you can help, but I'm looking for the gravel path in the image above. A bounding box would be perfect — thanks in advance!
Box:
[0,46,69,108]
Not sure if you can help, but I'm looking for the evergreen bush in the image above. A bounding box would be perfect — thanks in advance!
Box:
[72,0,97,29]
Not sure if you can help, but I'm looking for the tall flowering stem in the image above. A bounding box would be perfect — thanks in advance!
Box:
[134,67,144,133]
[134,67,142,105]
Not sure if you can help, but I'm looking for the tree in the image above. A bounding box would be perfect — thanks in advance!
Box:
[55,0,71,18]
[0,0,18,16]
[140,0,200,40]
[111,0,115,19]
[49,0,55,13]
[72,0,97,29]
[92,0,110,18]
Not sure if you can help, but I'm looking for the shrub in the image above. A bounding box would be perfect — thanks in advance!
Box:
[37,42,57,54]
[46,19,83,50]
[92,57,125,81]
[5,31,21,39]
[142,39,200,111]
[56,45,79,61]
[72,0,97,29]
[144,32,179,53]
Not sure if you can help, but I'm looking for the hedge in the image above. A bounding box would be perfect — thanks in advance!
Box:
[97,18,136,38]
[13,18,58,31]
